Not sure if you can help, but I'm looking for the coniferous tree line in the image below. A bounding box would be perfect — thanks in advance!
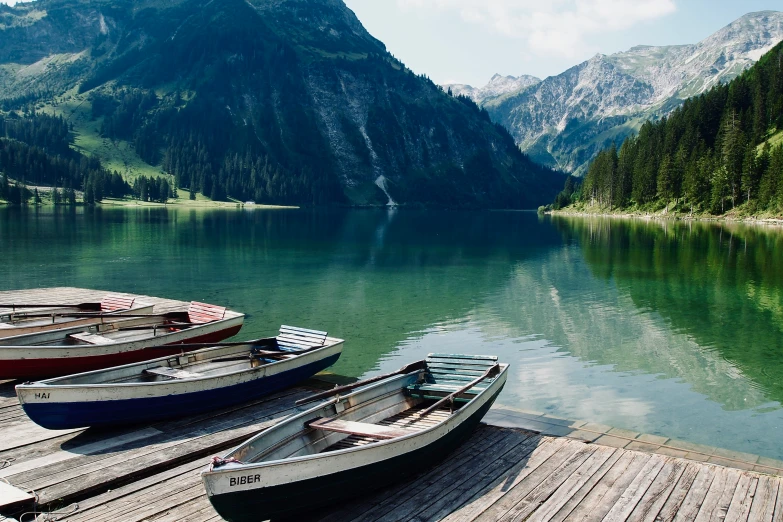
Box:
[131,175,175,203]
[0,113,132,204]
[564,41,783,215]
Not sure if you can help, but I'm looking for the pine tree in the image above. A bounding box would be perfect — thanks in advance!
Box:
[741,145,759,205]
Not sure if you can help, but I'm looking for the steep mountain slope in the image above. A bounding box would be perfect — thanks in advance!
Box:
[445,74,540,105]
[0,0,564,207]
[462,11,783,176]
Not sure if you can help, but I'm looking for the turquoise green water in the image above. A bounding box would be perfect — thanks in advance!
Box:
[1,207,781,460]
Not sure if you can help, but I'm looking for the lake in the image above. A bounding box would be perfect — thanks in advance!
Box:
[1,206,781,461]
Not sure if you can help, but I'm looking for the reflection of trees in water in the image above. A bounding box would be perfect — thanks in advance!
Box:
[550,215,783,406]
[0,208,563,377]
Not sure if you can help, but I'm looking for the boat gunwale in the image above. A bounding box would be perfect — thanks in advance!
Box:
[0,312,245,352]
[204,363,508,474]
[15,336,345,390]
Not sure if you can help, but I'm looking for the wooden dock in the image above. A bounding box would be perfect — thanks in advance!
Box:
[1,288,782,521]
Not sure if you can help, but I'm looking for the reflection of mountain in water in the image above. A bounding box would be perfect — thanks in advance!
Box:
[0,208,563,377]
[544,216,783,408]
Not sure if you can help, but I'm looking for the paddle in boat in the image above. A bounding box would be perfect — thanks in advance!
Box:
[16,325,343,429]
[202,353,508,522]
[0,294,154,338]
[0,301,244,379]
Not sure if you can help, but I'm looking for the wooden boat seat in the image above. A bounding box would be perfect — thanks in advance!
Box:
[100,294,137,312]
[405,383,481,403]
[187,302,227,324]
[68,332,115,345]
[276,325,328,352]
[307,417,412,440]
[144,367,203,379]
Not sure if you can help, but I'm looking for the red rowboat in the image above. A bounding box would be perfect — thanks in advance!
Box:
[0,294,154,338]
[0,301,244,380]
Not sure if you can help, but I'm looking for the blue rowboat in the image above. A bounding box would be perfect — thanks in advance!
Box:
[202,353,507,522]
[16,325,343,430]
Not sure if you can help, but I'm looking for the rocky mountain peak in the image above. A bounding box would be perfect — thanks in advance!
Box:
[480,10,783,175]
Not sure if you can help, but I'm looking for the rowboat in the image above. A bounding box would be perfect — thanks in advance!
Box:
[202,353,508,522]
[0,301,244,379]
[16,326,344,429]
[0,294,154,338]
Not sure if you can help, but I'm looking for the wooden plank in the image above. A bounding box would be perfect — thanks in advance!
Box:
[0,481,34,511]
[259,425,514,522]
[724,474,759,522]
[484,445,606,522]
[747,476,779,522]
[276,334,323,347]
[439,437,574,522]
[308,417,414,440]
[626,458,688,522]
[518,446,621,522]
[600,454,668,522]
[280,325,327,337]
[672,466,719,522]
[67,332,114,344]
[368,429,539,522]
[425,357,499,367]
[563,451,652,522]
[144,367,203,379]
[541,450,635,522]
[772,480,783,522]
[428,353,498,361]
[61,460,205,520]
[0,420,84,453]
[0,427,163,478]
[10,390,311,504]
[456,438,586,522]
[656,463,706,522]
[693,466,741,522]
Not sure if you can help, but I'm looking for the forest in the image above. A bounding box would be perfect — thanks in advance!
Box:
[0,113,136,204]
[555,41,783,216]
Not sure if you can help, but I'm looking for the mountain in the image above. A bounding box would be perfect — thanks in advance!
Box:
[458,11,783,176]
[569,39,783,216]
[444,74,540,105]
[0,0,564,208]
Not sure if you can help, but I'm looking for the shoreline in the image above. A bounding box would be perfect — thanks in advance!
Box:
[547,207,783,228]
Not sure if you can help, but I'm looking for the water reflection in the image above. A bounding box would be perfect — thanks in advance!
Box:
[551,216,783,407]
[2,208,782,460]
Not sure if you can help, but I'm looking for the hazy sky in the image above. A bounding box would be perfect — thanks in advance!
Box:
[343,1,783,86]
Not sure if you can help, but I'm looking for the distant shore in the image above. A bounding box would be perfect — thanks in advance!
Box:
[547,206,783,227]
[0,197,298,210]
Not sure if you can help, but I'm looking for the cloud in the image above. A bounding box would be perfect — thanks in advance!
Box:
[397,0,677,58]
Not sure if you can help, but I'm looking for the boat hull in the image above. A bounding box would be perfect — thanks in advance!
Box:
[207,385,502,522]
[0,323,242,380]
[19,351,340,429]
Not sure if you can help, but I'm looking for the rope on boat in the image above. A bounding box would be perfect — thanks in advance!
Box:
[209,456,244,470]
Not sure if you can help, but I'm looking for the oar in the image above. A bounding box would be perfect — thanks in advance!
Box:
[210,341,329,363]
[144,338,278,350]
[419,363,500,416]
[8,311,188,320]
[0,302,102,311]
[294,360,428,406]
[110,322,204,332]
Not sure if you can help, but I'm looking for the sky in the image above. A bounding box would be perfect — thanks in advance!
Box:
[343,0,783,86]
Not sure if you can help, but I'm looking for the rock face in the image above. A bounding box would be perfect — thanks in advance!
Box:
[452,11,783,175]
[445,74,541,105]
[0,0,564,207]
